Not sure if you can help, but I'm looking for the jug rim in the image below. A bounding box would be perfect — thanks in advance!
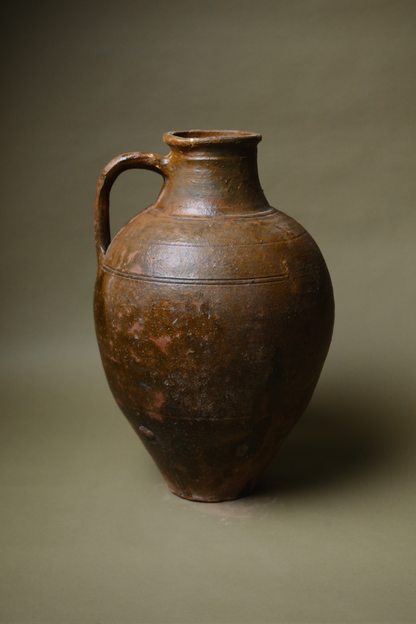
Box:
[163,129,262,147]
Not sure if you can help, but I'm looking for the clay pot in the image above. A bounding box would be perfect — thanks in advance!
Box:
[94,130,334,502]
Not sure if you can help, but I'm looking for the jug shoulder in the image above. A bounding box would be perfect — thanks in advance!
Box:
[102,207,326,284]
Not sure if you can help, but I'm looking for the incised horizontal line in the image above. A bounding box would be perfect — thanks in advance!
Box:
[103,265,288,285]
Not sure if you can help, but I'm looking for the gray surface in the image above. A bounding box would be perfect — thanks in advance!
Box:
[1,1,416,622]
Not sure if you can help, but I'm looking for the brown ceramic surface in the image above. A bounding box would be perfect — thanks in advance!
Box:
[94,130,334,502]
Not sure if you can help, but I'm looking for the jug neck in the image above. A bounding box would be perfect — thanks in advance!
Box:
[155,130,271,217]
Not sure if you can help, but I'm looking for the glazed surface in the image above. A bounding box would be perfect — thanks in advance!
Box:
[94,131,334,501]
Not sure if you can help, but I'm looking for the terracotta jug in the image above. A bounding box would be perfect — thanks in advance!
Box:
[94,130,334,502]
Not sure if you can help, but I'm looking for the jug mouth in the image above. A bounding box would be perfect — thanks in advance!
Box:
[163,129,262,147]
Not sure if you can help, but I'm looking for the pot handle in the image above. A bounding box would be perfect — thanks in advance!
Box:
[94,152,170,270]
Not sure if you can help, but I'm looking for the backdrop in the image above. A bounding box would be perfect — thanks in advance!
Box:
[1,1,415,622]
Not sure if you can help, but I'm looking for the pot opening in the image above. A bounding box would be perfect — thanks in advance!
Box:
[164,129,262,147]
[173,131,237,139]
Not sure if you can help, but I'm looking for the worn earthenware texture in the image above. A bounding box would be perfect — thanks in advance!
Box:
[94,130,334,502]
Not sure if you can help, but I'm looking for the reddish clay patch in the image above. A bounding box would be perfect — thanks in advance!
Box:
[148,411,163,422]
[130,349,141,362]
[128,251,139,262]
[128,321,144,334]
[153,391,166,409]
[149,335,172,354]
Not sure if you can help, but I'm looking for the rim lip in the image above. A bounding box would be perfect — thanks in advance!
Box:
[163,129,262,147]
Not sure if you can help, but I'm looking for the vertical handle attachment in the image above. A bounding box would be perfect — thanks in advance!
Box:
[94,152,169,270]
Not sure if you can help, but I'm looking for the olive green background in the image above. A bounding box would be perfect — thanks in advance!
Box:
[1,1,415,622]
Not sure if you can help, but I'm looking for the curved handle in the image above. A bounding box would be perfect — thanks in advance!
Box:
[94,152,169,269]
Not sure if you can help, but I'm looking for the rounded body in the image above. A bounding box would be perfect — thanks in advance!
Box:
[94,131,334,502]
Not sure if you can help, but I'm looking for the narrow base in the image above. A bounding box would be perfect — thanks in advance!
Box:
[168,482,257,503]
